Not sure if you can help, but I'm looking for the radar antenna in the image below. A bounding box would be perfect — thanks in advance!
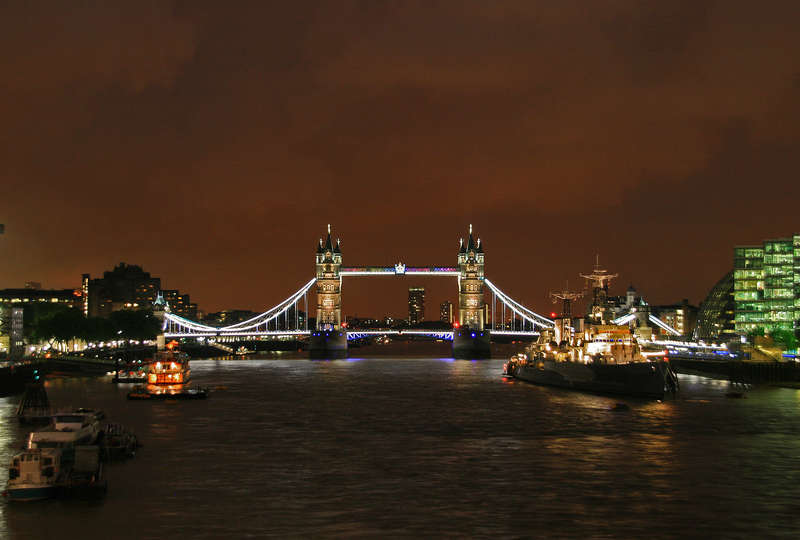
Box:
[579,254,619,290]
[550,281,584,320]
[579,255,619,323]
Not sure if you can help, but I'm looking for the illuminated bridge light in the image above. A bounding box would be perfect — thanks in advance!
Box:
[163,272,553,339]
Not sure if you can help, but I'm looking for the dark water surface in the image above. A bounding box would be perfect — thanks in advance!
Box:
[2,352,800,539]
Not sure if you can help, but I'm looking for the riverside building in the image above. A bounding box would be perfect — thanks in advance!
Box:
[733,234,800,335]
[694,271,736,341]
[83,263,197,319]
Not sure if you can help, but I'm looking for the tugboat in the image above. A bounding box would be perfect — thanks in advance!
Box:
[4,448,64,501]
[505,264,678,399]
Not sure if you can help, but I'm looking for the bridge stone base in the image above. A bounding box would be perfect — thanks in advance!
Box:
[309,330,348,359]
[452,329,491,359]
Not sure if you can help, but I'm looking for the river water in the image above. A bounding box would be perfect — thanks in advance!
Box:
[1,346,799,539]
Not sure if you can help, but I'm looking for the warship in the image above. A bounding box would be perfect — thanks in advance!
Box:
[504,262,678,399]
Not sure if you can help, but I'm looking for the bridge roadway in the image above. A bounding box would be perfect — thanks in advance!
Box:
[339,266,459,276]
[164,329,540,341]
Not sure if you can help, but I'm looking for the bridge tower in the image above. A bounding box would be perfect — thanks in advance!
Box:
[453,225,491,358]
[315,224,342,329]
[152,292,169,351]
[310,225,347,358]
[457,224,485,329]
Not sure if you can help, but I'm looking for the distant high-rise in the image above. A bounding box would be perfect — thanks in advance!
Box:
[734,234,800,335]
[408,287,425,325]
[440,301,453,325]
[9,307,24,360]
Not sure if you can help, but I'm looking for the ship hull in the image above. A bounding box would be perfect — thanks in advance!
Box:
[5,484,59,502]
[512,359,673,399]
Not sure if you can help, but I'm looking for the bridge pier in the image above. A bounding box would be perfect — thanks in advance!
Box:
[309,330,348,359]
[452,328,491,359]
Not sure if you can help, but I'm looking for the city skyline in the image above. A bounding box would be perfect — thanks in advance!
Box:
[1,2,799,316]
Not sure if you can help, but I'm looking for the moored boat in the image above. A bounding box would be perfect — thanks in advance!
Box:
[100,423,139,460]
[4,448,64,502]
[507,324,678,399]
[505,261,679,399]
[60,446,107,499]
[28,411,101,454]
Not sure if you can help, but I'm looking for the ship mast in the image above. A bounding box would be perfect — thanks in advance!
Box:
[579,255,618,324]
[549,282,583,344]
[549,281,584,320]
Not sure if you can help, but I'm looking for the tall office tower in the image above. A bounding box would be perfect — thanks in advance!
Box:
[440,301,453,325]
[408,287,425,325]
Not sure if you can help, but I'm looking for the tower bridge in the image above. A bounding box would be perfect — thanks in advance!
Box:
[162,225,554,358]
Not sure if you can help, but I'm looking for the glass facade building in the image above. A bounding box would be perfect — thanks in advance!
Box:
[694,272,736,340]
[733,234,800,335]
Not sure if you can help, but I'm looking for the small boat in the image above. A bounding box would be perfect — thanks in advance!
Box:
[127,385,209,400]
[503,354,526,377]
[28,411,101,454]
[4,448,64,502]
[127,390,153,400]
[100,423,139,460]
[60,446,107,499]
[112,366,146,384]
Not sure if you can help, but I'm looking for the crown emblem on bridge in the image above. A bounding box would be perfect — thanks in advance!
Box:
[394,262,406,274]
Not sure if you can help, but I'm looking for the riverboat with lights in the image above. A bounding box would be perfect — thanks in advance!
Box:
[144,346,191,386]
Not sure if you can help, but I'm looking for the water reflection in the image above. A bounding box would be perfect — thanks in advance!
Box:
[1,356,799,538]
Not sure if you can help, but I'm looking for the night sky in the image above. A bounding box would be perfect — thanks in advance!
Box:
[1,1,799,318]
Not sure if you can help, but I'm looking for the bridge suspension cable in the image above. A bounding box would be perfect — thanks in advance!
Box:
[483,279,554,330]
[163,278,317,336]
[610,310,681,336]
